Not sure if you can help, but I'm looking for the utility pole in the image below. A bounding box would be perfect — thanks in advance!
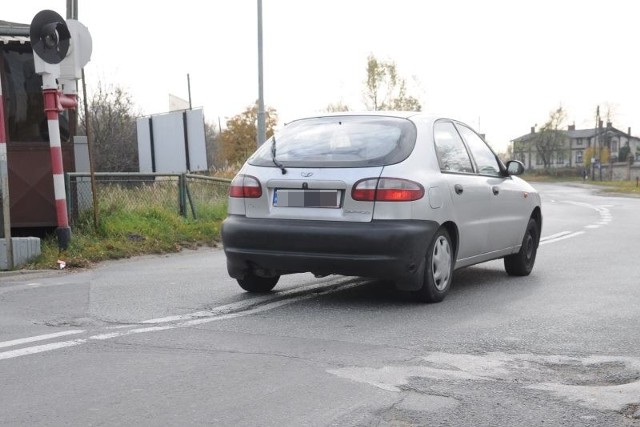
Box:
[187,74,193,110]
[66,0,78,19]
[256,0,266,147]
[592,106,598,181]
[0,67,13,269]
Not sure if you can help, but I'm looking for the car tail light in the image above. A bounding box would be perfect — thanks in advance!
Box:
[229,174,262,198]
[352,178,424,202]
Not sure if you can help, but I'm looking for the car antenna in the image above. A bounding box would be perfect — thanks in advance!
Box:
[271,135,287,175]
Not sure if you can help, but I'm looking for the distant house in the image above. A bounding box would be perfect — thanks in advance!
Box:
[511,122,640,170]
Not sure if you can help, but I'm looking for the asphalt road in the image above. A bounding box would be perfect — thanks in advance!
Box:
[0,182,639,426]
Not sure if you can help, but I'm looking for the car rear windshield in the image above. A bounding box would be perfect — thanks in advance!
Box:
[248,115,417,168]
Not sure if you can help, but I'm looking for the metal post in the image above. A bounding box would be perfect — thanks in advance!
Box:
[256,0,266,147]
[66,0,78,20]
[187,74,192,110]
[81,69,99,228]
[0,78,13,268]
[42,74,72,250]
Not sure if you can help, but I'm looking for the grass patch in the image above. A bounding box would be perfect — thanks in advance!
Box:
[27,200,227,270]
[585,180,640,195]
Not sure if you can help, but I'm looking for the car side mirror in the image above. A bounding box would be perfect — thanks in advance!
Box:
[506,160,525,176]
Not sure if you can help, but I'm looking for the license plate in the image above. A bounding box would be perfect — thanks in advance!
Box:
[273,189,340,208]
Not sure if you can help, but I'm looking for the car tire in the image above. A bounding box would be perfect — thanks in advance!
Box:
[414,228,453,303]
[504,217,539,276]
[237,273,280,293]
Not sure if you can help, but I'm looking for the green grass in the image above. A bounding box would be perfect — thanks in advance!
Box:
[28,200,227,270]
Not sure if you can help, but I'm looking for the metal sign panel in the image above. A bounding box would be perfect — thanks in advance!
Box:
[136,108,208,173]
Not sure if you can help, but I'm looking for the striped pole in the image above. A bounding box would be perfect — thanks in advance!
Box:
[0,79,14,268]
[42,74,71,250]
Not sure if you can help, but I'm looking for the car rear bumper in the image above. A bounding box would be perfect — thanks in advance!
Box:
[221,216,439,281]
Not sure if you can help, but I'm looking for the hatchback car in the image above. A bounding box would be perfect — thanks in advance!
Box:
[221,112,541,302]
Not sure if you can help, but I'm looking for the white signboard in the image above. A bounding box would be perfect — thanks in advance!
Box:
[137,108,208,173]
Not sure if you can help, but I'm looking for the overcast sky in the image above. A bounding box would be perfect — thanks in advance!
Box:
[6,0,639,152]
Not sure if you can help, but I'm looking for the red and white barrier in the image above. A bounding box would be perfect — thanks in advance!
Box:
[42,75,75,249]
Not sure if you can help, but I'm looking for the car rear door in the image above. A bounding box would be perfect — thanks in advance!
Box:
[433,120,492,261]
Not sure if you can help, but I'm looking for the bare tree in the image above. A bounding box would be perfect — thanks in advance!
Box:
[79,82,139,172]
[203,119,223,170]
[325,101,350,112]
[534,106,568,169]
[363,54,421,111]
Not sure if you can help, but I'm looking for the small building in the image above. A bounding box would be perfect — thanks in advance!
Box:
[1,20,76,231]
[511,122,640,170]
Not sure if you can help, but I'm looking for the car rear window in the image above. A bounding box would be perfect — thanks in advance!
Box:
[248,115,417,168]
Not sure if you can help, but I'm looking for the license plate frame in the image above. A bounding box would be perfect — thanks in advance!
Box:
[273,189,341,208]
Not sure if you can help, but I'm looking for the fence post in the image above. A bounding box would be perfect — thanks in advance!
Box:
[184,175,197,219]
[65,173,73,225]
[178,174,187,217]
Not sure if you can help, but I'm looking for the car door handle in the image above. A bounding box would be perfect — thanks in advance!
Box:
[454,184,464,195]
[492,186,500,196]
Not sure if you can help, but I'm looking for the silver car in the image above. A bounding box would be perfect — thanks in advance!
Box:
[221,112,541,302]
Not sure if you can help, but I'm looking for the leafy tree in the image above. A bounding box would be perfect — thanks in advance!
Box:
[533,106,568,169]
[220,104,278,166]
[585,146,610,169]
[584,146,595,168]
[599,147,610,164]
[79,82,139,172]
[363,54,421,111]
[618,144,632,163]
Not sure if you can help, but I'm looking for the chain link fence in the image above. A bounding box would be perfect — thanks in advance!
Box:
[66,172,231,224]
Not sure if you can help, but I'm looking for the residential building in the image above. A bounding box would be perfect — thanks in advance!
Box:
[511,122,640,170]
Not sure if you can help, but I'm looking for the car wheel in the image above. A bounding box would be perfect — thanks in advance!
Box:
[414,228,453,303]
[504,217,539,276]
[237,273,280,293]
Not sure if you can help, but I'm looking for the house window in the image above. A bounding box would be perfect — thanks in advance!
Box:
[612,139,618,152]
[576,138,583,146]
[536,154,544,165]
[557,152,565,164]
[576,150,583,164]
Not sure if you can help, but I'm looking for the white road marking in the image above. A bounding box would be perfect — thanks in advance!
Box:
[140,278,355,325]
[540,231,572,241]
[95,282,362,340]
[0,339,86,361]
[539,201,612,245]
[540,231,585,245]
[0,330,85,349]
[0,280,364,361]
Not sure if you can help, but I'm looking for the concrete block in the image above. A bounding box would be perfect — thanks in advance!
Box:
[0,237,41,270]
